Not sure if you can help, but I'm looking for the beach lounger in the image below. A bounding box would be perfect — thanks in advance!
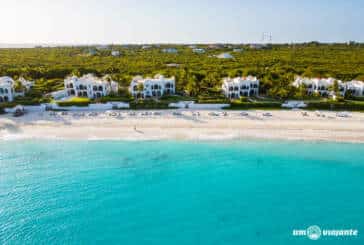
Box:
[240,112,249,116]
[336,112,351,118]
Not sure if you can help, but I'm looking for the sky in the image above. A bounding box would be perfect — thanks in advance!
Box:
[1,0,364,44]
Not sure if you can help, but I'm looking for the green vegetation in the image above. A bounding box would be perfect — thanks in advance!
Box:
[228,99,282,110]
[1,43,364,110]
[56,97,90,107]
[306,100,364,111]
[129,100,170,110]
[160,95,196,103]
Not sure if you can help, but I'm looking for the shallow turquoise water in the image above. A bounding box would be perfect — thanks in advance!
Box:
[0,140,364,244]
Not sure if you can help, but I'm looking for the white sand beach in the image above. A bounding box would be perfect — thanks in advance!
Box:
[1,110,364,143]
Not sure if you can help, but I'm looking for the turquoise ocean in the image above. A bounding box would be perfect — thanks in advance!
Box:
[0,140,363,244]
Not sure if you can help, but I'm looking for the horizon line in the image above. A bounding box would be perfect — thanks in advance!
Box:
[0,41,363,48]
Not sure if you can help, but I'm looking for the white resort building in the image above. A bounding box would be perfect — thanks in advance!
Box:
[162,48,178,54]
[346,80,364,97]
[222,76,260,99]
[0,76,15,102]
[64,74,118,99]
[292,76,364,97]
[0,76,32,103]
[129,74,175,98]
[111,50,120,56]
[216,53,234,59]
[192,48,205,54]
[292,77,346,96]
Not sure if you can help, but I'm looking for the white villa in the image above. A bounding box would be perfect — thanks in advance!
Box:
[0,76,15,102]
[87,49,97,56]
[129,74,175,98]
[292,76,364,97]
[111,50,120,56]
[192,48,205,54]
[346,80,364,97]
[216,53,234,59]
[64,74,118,99]
[0,76,32,102]
[292,77,345,96]
[222,76,260,99]
[162,48,178,54]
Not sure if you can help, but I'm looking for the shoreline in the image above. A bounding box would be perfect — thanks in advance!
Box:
[1,110,364,143]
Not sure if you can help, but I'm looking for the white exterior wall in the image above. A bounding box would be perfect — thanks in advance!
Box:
[346,80,364,97]
[111,51,120,56]
[162,48,178,53]
[46,102,129,111]
[129,75,175,98]
[64,74,118,99]
[192,48,205,54]
[0,76,15,102]
[222,76,259,99]
[216,53,233,59]
[169,101,229,109]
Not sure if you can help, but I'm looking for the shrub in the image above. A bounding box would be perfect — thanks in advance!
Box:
[13,96,43,105]
[307,100,364,111]
[57,97,90,107]
[96,95,133,103]
[160,95,195,103]
[228,101,282,109]
[129,100,170,109]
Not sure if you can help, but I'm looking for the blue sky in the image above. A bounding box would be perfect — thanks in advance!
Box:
[1,0,363,44]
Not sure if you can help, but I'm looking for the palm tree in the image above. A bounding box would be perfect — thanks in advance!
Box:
[136,83,144,99]
[328,79,340,100]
